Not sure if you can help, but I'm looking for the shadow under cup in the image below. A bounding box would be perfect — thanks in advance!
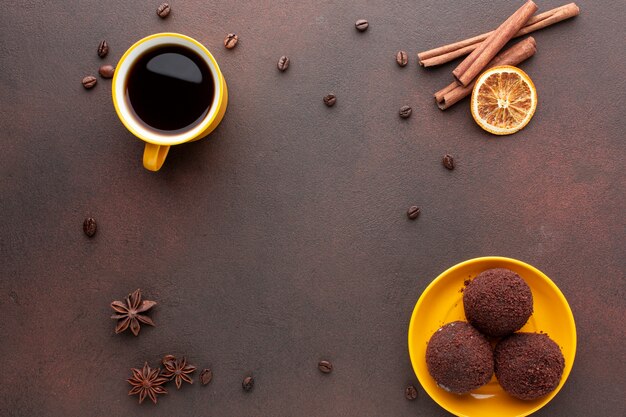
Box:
[112,33,228,171]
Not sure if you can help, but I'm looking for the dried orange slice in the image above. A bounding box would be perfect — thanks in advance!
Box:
[471,65,537,135]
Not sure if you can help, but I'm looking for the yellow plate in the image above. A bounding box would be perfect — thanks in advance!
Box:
[408,257,576,417]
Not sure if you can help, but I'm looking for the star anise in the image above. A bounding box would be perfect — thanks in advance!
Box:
[161,355,197,389]
[127,362,168,404]
[110,289,156,336]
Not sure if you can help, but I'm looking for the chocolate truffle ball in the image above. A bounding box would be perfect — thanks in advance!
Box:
[426,321,494,394]
[495,332,565,400]
[463,268,533,337]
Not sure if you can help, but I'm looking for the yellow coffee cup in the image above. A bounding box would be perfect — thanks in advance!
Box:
[112,33,228,171]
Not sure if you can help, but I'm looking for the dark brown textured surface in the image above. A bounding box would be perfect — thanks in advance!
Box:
[495,332,565,401]
[463,268,533,337]
[426,321,494,394]
[0,1,624,416]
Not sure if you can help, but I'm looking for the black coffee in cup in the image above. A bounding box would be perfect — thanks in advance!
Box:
[125,45,215,133]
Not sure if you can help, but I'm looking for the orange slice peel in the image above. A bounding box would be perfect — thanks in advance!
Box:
[471,65,537,135]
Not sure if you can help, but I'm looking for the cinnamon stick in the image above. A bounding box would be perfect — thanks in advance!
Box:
[419,3,579,67]
[453,1,537,87]
[435,37,537,110]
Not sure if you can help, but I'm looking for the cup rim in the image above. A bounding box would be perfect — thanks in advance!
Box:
[112,33,224,146]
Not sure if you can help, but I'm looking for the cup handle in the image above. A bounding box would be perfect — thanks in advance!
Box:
[143,143,170,171]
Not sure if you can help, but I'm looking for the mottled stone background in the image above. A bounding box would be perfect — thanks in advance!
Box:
[1,1,624,416]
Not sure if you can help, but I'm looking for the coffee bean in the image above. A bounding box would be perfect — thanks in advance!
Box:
[396,50,408,67]
[323,94,336,107]
[277,55,290,72]
[81,75,97,89]
[405,384,418,400]
[224,33,238,49]
[442,154,455,170]
[407,206,420,220]
[83,217,97,237]
[355,19,369,31]
[156,3,171,18]
[200,368,213,385]
[98,64,115,79]
[318,360,333,374]
[97,40,109,58]
[242,376,254,392]
[399,105,412,119]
